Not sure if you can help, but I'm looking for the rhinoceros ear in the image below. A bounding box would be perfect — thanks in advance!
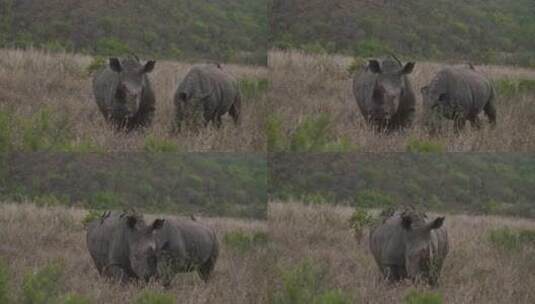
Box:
[428,217,445,230]
[143,60,156,73]
[151,219,165,231]
[400,62,415,75]
[126,215,138,229]
[109,58,122,73]
[368,60,382,74]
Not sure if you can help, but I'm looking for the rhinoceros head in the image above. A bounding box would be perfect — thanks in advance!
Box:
[368,59,415,123]
[401,212,445,280]
[109,57,156,119]
[124,214,165,282]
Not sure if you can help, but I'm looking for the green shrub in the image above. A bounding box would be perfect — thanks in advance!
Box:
[404,290,443,304]
[346,57,366,75]
[315,289,351,304]
[355,190,395,208]
[22,261,64,304]
[238,78,269,100]
[354,38,392,58]
[20,109,72,151]
[88,191,122,210]
[495,78,535,97]
[348,208,375,240]
[82,210,104,227]
[290,114,355,152]
[407,138,444,153]
[223,230,269,254]
[143,136,179,152]
[266,114,287,152]
[0,111,11,153]
[0,260,9,304]
[488,227,535,251]
[134,291,174,304]
[62,293,91,304]
[95,37,130,57]
[85,56,107,76]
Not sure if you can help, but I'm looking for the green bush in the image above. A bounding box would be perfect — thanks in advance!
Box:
[266,114,287,152]
[223,230,269,254]
[404,290,443,304]
[348,208,375,240]
[0,260,9,304]
[82,210,104,227]
[20,109,72,151]
[143,136,179,152]
[353,38,391,58]
[290,114,355,152]
[134,291,174,304]
[22,261,64,304]
[88,191,122,210]
[488,227,535,251]
[238,78,269,100]
[62,294,91,304]
[0,111,11,153]
[355,190,395,208]
[273,260,351,304]
[407,138,444,153]
[346,57,366,75]
[495,78,535,97]
[85,56,107,76]
[95,37,130,57]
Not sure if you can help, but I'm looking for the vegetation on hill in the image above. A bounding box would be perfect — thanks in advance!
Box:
[0,0,267,64]
[269,0,535,67]
[269,154,535,218]
[0,153,267,219]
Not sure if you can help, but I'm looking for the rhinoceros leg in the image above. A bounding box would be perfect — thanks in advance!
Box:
[198,257,216,282]
[229,95,241,125]
[103,264,129,283]
[453,117,466,134]
[383,265,406,282]
[469,116,482,130]
[484,99,497,127]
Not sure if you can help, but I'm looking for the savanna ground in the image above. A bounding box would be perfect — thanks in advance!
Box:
[0,48,268,152]
[269,201,535,304]
[267,50,535,152]
[1,202,534,303]
[0,202,271,304]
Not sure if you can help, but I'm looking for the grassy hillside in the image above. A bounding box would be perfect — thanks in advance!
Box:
[269,153,535,218]
[267,50,535,152]
[0,0,267,64]
[269,0,535,67]
[0,153,267,219]
[0,203,270,303]
[0,48,268,152]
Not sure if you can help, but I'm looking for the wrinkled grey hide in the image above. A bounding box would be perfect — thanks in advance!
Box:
[155,218,219,285]
[92,56,156,131]
[369,210,449,286]
[421,65,497,133]
[174,64,241,130]
[353,57,416,132]
[86,211,165,283]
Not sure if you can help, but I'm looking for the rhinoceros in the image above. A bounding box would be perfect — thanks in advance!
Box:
[353,57,416,132]
[86,211,165,283]
[92,56,156,131]
[174,64,241,130]
[369,210,449,286]
[155,217,219,285]
[421,65,497,133]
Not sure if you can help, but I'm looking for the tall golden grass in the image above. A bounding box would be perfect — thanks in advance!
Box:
[269,201,535,304]
[0,202,270,303]
[268,50,535,152]
[0,48,267,152]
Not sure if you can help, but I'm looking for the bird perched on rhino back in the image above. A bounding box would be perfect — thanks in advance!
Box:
[174,63,241,131]
[92,55,156,132]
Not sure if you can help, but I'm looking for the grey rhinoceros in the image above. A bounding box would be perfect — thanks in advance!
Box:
[421,65,497,133]
[174,64,241,130]
[86,211,165,283]
[92,56,156,131]
[155,217,219,285]
[369,210,449,286]
[353,56,416,132]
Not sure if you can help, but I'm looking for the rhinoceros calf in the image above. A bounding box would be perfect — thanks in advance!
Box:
[174,64,241,130]
[421,66,497,133]
[92,56,156,131]
[353,57,416,132]
[369,210,449,286]
[155,217,219,285]
[86,211,165,283]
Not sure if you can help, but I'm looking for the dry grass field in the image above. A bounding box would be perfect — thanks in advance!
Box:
[0,48,268,152]
[0,202,271,303]
[269,201,535,304]
[268,50,535,152]
[1,202,534,303]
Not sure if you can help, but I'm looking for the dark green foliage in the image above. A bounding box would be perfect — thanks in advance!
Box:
[407,138,444,153]
[0,260,9,304]
[22,261,64,304]
[495,78,535,97]
[404,290,443,304]
[270,0,535,67]
[238,78,269,100]
[223,230,269,254]
[134,291,174,304]
[348,208,375,234]
[143,136,179,152]
[488,227,535,252]
[355,190,395,208]
[62,294,91,304]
